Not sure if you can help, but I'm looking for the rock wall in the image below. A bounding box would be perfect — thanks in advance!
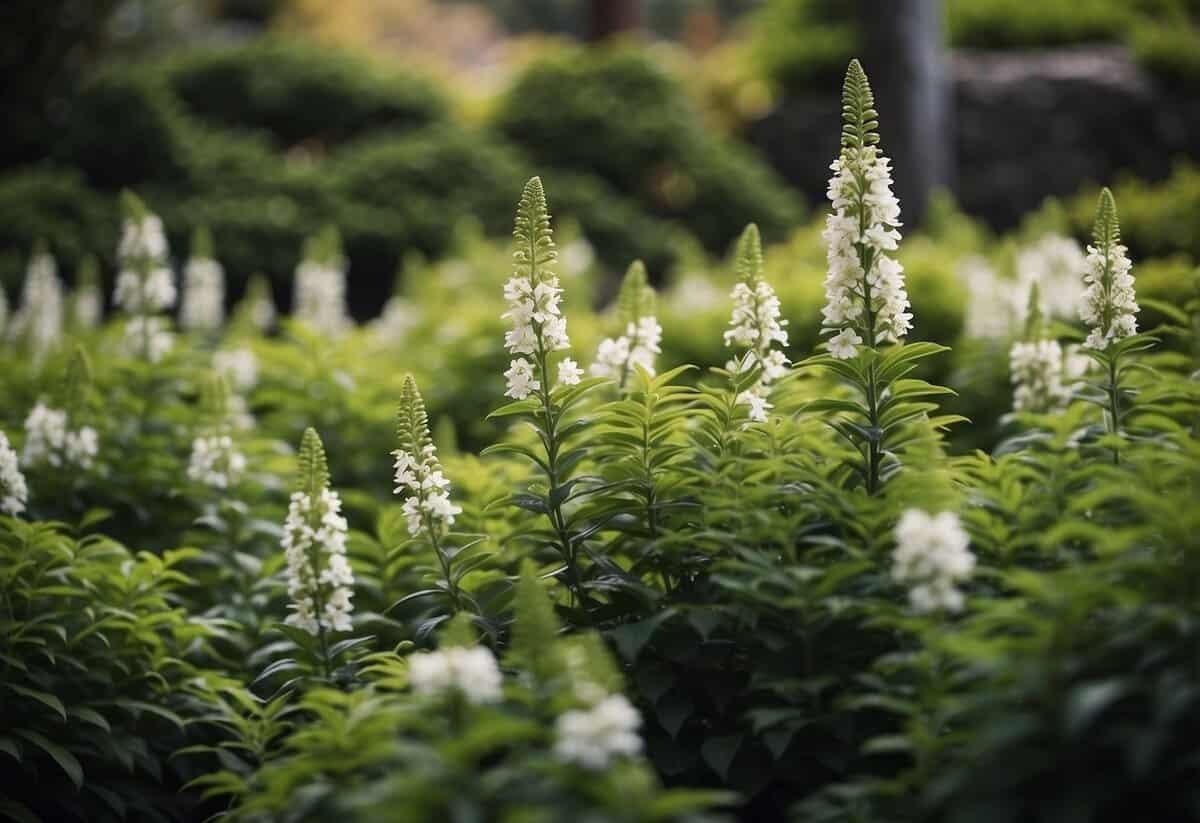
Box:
[749,46,1200,228]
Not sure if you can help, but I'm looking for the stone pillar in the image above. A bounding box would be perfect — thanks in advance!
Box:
[858,0,953,226]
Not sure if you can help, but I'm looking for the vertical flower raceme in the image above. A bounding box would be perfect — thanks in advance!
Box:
[179,226,225,332]
[554,694,644,769]
[0,431,28,516]
[115,193,176,362]
[502,176,574,399]
[22,402,99,471]
[1080,188,1138,351]
[821,59,911,359]
[282,428,354,634]
[891,510,975,614]
[0,286,7,339]
[408,645,503,704]
[213,347,259,393]
[70,255,104,330]
[723,224,789,422]
[393,375,462,540]
[9,244,65,361]
[292,227,349,337]
[1009,340,1072,414]
[589,260,663,387]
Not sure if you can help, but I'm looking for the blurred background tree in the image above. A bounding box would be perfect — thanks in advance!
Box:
[1,0,1197,314]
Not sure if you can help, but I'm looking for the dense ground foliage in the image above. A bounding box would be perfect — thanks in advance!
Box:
[2,59,1199,823]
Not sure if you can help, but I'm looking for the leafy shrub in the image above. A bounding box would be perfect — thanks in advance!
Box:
[1028,162,1200,262]
[164,38,448,149]
[55,65,194,191]
[2,56,1200,823]
[0,518,214,822]
[494,47,803,255]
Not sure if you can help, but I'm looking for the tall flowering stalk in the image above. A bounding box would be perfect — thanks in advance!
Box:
[292,227,349,337]
[821,60,910,359]
[590,260,662,390]
[69,255,103,330]
[800,60,956,494]
[0,430,29,517]
[186,376,247,490]
[22,346,99,484]
[723,224,790,422]
[281,428,354,675]
[393,375,477,615]
[179,226,225,333]
[9,242,64,363]
[115,192,176,363]
[487,177,604,619]
[1078,188,1150,464]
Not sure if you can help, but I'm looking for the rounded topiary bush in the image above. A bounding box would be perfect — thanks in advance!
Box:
[494,47,802,256]
[54,66,193,191]
[164,38,448,149]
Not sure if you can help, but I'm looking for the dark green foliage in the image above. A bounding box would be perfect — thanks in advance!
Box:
[0,519,214,822]
[0,169,114,290]
[494,47,803,257]
[56,66,192,191]
[164,38,447,149]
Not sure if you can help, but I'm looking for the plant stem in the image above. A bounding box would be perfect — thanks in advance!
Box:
[1106,353,1122,465]
[534,342,591,624]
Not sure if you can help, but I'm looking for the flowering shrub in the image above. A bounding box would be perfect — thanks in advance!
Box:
[1,57,1199,823]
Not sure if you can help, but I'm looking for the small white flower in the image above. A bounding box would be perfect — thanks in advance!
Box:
[827,328,863,360]
[557,358,583,386]
[187,434,246,489]
[8,253,64,359]
[0,431,30,516]
[213,348,258,393]
[22,403,98,471]
[589,336,631,379]
[737,388,772,423]
[892,510,975,614]
[123,316,174,363]
[408,646,503,704]
[114,267,176,314]
[504,358,540,400]
[554,694,643,769]
[118,215,168,262]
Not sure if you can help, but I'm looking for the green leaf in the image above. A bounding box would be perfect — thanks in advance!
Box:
[7,685,66,721]
[14,729,83,789]
[700,734,743,780]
